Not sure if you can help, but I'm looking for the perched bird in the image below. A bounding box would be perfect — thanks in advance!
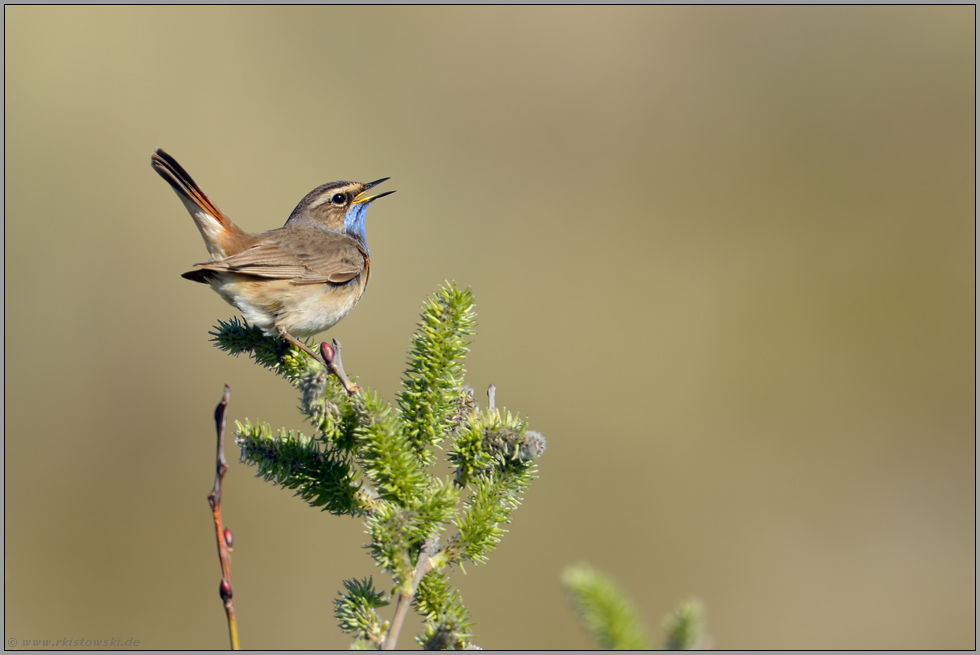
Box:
[151,149,392,389]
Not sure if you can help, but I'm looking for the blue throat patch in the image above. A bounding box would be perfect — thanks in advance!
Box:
[344,202,371,256]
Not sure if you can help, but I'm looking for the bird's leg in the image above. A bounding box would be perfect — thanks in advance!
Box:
[320,339,360,396]
[277,328,325,364]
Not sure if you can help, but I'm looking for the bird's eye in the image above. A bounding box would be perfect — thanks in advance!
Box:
[331,193,347,206]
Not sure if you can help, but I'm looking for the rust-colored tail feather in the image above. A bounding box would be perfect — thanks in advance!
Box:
[152,148,248,259]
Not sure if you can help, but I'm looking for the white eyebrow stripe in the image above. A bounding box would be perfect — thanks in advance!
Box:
[307,184,362,211]
[308,196,332,210]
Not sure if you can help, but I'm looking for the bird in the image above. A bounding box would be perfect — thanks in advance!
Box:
[151,148,393,391]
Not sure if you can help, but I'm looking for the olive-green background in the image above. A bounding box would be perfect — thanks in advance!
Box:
[4,6,975,650]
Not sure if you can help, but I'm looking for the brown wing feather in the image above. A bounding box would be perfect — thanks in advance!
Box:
[187,227,366,284]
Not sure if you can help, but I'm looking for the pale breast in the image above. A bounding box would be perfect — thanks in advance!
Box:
[278,280,367,338]
[205,271,366,339]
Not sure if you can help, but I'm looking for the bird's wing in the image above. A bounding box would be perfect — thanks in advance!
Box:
[186,228,366,284]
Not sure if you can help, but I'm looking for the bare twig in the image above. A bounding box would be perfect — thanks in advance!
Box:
[381,539,439,650]
[208,385,240,650]
[277,331,359,396]
[321,339,360,395]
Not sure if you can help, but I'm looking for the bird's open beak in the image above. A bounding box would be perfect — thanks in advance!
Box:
[354,178,395,204]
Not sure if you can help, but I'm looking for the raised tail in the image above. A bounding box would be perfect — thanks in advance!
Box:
[151,148,249,259]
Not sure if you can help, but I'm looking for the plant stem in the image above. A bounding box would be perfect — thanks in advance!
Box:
[320,338,360,395]
[381,541,437,650]
[208,385,240,650]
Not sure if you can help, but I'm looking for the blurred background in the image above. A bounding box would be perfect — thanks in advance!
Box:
[4,6,974,650]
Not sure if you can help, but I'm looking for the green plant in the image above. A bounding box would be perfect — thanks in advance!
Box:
[211,282,546,649]
[562,564,705,650]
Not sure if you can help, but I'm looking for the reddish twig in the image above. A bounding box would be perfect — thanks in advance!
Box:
[321,339,360,395]
[208,385,240,650]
